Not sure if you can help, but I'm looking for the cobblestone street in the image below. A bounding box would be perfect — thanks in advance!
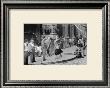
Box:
[31,45,87,65]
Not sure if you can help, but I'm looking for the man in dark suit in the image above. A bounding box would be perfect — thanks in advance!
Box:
[24,39,29,65]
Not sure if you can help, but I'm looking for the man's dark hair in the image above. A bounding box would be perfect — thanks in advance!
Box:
[24,39,28,43]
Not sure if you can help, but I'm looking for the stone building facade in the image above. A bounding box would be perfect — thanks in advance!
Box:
[24,24,87,46]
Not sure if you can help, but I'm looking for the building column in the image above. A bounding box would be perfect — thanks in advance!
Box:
[65,24,69,38]
[50,24,56,34]
[42,24,45,35]
[62,24,69,38]
[62,24,69,48]
[71,24,75,38]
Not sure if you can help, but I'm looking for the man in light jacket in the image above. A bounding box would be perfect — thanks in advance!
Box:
[28,39,35,64]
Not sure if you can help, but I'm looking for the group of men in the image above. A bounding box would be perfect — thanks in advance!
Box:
[75,36,86,58]
[24,39,42,65]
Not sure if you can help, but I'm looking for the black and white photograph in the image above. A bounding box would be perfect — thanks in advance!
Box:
[24,24,87,65]
[1,0,109,87]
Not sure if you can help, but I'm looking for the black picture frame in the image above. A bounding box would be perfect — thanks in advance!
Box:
[1,0,109,87]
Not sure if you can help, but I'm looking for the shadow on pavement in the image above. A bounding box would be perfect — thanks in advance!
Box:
[45,56,79,65]
[64,53,74,55]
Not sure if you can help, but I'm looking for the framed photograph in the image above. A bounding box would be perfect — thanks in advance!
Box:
[1,0,110,87]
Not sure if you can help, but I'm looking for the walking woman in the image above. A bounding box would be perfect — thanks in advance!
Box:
[54,37,63,59]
